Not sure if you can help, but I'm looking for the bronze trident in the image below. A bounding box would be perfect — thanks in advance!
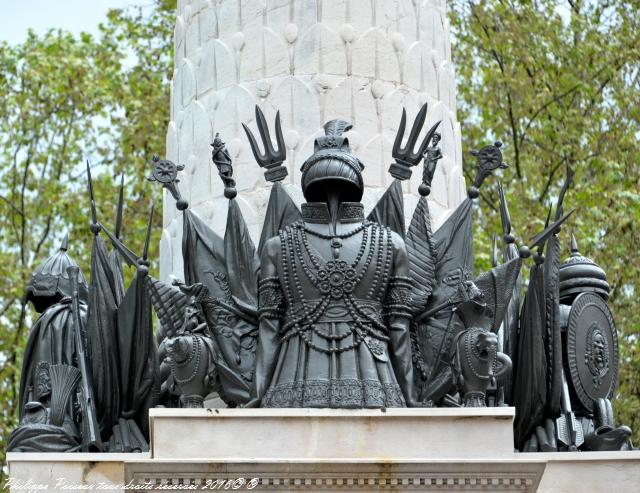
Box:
[390,102,441,180]
[242,105,287,182]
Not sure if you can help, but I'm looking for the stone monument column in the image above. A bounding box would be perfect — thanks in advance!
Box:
[161,0,465,280]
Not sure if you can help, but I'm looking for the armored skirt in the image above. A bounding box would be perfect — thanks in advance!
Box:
[252,211,416,408]
[263,302,405,408]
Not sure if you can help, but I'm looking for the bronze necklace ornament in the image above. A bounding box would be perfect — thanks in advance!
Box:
[277,221,391,356]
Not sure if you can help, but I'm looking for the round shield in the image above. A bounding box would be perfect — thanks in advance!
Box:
[566,292,618,413]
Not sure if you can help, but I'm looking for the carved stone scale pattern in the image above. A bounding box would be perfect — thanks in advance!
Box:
[161,0,465,281]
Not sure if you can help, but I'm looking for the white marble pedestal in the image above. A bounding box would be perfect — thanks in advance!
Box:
[149,408,516,460]
[7,408,640,492]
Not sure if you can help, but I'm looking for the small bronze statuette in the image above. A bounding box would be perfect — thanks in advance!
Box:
[164,299,217,408]
[453,327,512,407]
[211,133,237,199]
[419,131,442,196]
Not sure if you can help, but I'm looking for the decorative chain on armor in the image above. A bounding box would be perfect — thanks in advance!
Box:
[272,222,397,355]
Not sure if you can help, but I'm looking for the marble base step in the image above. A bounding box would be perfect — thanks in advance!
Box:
[149,408,516,460]
[7,408,640,492]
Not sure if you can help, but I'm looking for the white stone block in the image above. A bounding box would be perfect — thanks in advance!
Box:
[6,453,133,493]
[8,433,640,493]
[522,451,640,493]
[148,408,517,460]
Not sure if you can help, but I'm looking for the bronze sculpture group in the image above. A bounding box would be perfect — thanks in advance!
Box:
[9,103,633,454]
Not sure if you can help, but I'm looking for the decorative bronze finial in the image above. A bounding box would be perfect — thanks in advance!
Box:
[468,141,508,199]
[391,103,441,181]
[60,232,69,252]
[242,105,287,182]
[211,133,237,199]
[570,233,580,255]
[147,155,188,210]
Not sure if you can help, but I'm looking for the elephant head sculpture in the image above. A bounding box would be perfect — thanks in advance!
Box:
[164,301,218,408]
[452,327,512,407]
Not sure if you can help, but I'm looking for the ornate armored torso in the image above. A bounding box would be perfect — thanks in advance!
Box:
[276,202,409,350]
[255,201,414,408]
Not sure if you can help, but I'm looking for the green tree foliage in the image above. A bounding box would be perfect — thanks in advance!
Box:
[0,1,175,469]
[449,0,640,439]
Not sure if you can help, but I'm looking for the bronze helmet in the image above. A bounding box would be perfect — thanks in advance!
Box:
[25,233,89,313]
[300,120,365,203]
[559,234,610,303]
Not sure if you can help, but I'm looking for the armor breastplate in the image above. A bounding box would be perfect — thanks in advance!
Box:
[258,202,412,355]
